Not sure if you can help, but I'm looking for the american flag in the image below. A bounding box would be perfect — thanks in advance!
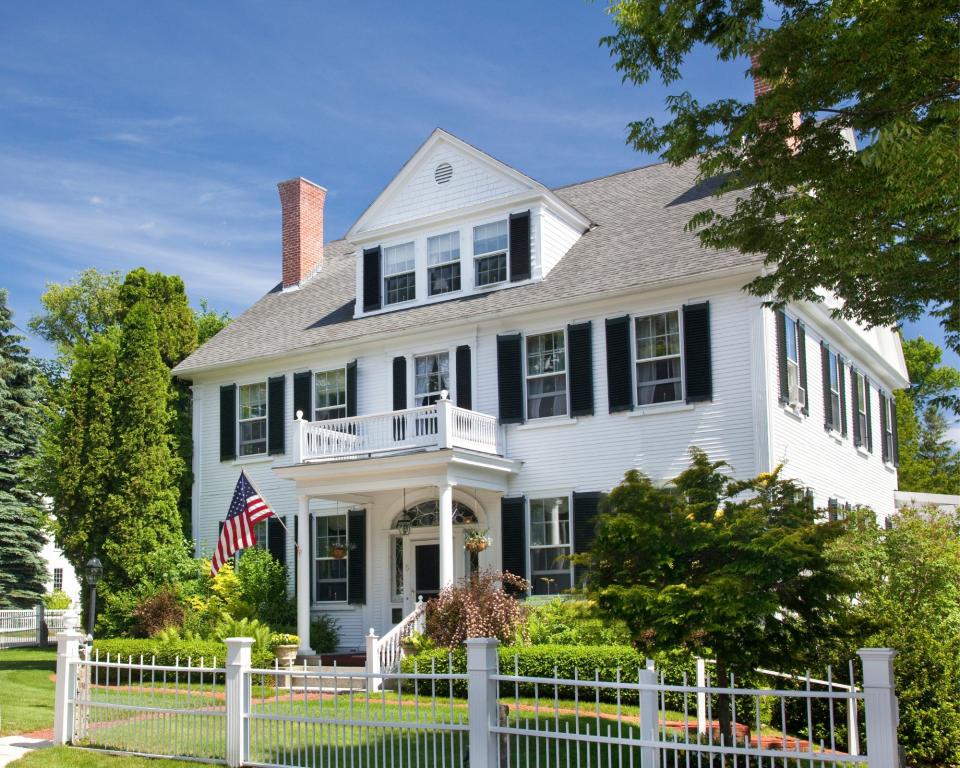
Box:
[211,471,275,576]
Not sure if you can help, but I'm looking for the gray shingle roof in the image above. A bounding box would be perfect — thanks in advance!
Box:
[173,160,759,376]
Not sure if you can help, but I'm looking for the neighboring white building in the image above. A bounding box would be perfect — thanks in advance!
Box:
[173,129,909,653]
[40,533,81,607]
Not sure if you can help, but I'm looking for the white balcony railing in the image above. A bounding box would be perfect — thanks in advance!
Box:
[293,393,501,463]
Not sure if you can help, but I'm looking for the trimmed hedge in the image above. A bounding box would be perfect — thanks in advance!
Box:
[401,645,643,702]
[93,638,276,684]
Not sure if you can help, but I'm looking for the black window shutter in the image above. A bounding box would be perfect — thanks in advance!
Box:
[347,509,366,605]
[821,343,833,430]
[219,384,237,461]
[682,302,712,402]
[392,357,407,411]
[865,379,873,452]
[267,516,286,570]
[363,246,382,312]
[500,496,526,594]
[567,322,594,416]
[605,316,633,413]
[293,371,312,420]
[797,321,809,415]
[891,397,900,466]
[346,360,358,417]
[456,345,472,411]
[572,491,603,584]
[496,334,525,424]
[267,375,285,455]
[775,310,789,403]
[879,393,889,463]
[508,211,531,282]
[838,356,848,436]
[827,498,839,523]
[851,368,862,447]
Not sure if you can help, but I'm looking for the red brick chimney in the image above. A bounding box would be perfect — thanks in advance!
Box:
[278,178,326,288]
[751,52,773,101]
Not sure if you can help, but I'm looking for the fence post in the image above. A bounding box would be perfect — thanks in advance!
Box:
[466,638,499,768]
[639,658,660,768]
[695,657,707,736]
[35,603,45,646]
[53,629,83,745]
[366,629,381,692]
[858,648,901,768]
[225,637,254,768]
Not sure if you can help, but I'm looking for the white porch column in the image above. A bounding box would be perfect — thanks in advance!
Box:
[438,482,455,588]
[296,495,314,655]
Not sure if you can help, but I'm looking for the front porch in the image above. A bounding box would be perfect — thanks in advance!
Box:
[274,406,520,655]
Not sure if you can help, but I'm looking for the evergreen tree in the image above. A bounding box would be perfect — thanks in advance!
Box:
[101,301,184,590]
[0,289,48,607]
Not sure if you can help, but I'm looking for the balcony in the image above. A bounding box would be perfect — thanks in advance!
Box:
[291,394,502,463]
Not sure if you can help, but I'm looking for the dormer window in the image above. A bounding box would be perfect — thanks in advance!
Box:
[427,232,461,296]
[474,221,508,287]
[383,242,416,305]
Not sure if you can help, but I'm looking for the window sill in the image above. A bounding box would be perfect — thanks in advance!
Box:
[516,416,578,431]
[883,461,897,473]
[310,603,356,611]
[827,430,844,445]
[232,454,274,466]
[628,402,694,418]
[855,446,871,458]
[780,404,805,422]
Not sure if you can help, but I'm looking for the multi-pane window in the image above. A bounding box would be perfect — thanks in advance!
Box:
[238,382,267,456]
[391,536,404,601]
[526,331,567,418]
[635,311,682,405]
[529,497,571,595]
[383,242,416,305]
[314,369,347,421]
[473,220,508,287]
[855,372,867,440]
[827,351,841,429]
[53,568,63,592]
[415,353,449,406]
[427,232,461,296]
[314,514,348,602]
[784,315,801,396]
[883,396,895,462]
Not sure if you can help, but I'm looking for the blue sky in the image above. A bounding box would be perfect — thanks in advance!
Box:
[1,0,956,391]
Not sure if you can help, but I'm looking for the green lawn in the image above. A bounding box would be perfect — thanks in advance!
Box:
[0,647,57,736]
[10,746,201,767]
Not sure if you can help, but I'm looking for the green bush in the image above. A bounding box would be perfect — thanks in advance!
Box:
[310,615,340,654]
[236,547,295,628]
[43,590,72,609]
[525,598,632,646]
[401,644,643,701]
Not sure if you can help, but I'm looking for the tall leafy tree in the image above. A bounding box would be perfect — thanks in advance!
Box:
[575,449,855,741]
[896,337,960,494]
[602,0,959,349]
[0,290,48,606]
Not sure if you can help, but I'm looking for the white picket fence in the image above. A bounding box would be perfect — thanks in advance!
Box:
[0,605,71,649]
[53,631,902,768]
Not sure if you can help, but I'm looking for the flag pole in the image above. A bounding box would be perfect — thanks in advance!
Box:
[240,469,300,555]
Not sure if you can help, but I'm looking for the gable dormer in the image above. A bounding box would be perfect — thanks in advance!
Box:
[348,129,590,317]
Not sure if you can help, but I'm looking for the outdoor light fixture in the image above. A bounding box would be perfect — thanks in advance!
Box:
[85,555,103,639]
[396,511,412,536]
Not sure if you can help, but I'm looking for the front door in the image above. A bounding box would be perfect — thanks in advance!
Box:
[414,543,440,599]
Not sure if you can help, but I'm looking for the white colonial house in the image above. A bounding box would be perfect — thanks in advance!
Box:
[172,129,909,655]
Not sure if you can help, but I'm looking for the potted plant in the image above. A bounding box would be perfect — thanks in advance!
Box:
[272,633,299,665]
[464,529,491,553]
[330,543,349,560]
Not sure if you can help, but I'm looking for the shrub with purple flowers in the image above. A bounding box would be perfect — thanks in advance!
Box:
[425,569,529,649]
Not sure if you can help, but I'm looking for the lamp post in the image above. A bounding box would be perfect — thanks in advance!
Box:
[85,556,103,639]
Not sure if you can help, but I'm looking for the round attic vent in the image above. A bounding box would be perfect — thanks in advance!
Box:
[434,162,453,185]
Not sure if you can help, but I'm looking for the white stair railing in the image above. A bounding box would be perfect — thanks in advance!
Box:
[365,597,426,690]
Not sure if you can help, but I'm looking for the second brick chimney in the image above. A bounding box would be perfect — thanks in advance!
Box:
[278,177,326,289]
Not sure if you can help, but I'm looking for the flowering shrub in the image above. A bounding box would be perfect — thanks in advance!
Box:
[425,569,529,649]
[132,587,185,637]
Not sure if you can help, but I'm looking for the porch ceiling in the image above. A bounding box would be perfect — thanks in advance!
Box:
[272,447,521,500]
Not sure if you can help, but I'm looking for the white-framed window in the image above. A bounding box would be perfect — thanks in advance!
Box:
[314,513,348,602]
[827,350,841,428]
[855,371,867,441]
[526,331,567,418]
[634,310,682,405]
[784,315,801,396]
[529,497,572,595]
[238,382,268,456]
[882,396,895,462]
[427,231,461,296]
[53,568,63,592]
[414,352,449,406]
[383,242,416,305]
[391,536,404,601]
[314,368,347,421]
[473,220,508,287]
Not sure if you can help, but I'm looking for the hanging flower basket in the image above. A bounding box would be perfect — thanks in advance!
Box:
[464,529,491,553]
[330,544,349,560]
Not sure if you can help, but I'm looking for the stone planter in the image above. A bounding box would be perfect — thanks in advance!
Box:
[275,644,298,666]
